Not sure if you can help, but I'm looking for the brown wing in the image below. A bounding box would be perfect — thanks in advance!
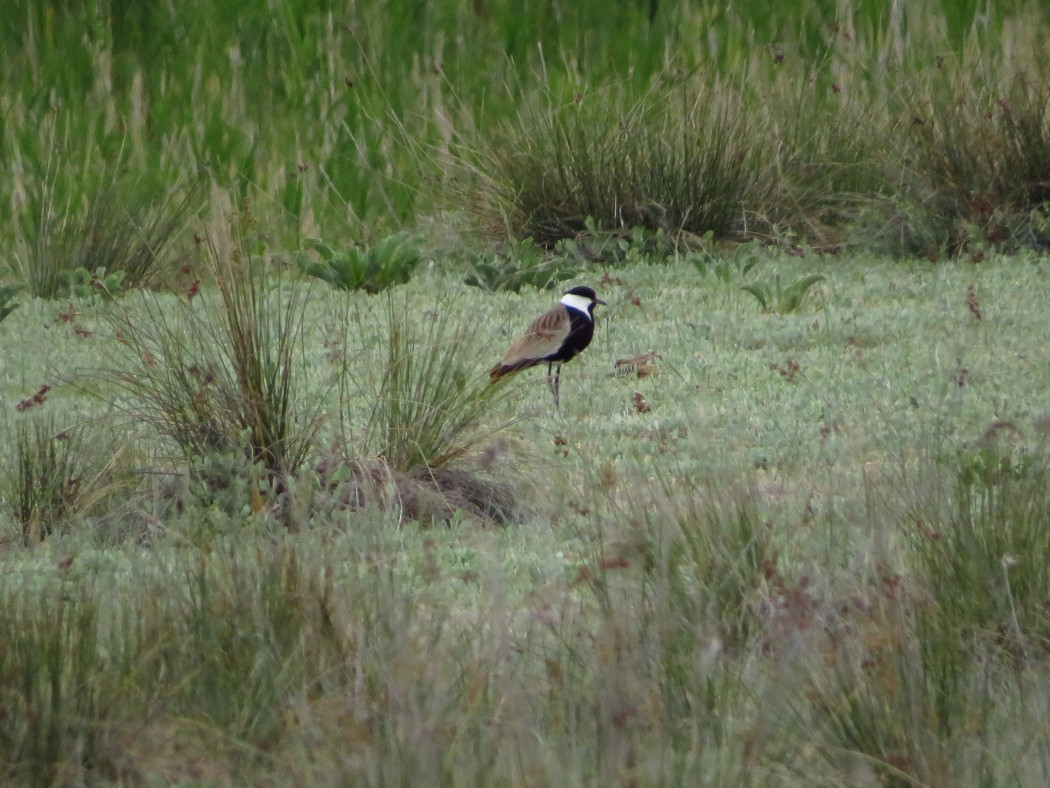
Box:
[490,304,570,380]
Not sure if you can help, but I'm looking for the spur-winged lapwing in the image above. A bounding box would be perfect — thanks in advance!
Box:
[489,285,606,407]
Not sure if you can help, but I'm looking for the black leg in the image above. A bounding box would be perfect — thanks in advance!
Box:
[545,362,561,409]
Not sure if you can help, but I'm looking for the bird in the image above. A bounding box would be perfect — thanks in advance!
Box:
[489,285,606,408]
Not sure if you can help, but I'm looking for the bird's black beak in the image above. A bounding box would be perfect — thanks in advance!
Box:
[595,297,607,306]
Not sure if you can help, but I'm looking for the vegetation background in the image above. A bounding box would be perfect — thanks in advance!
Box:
[1,0,1050,784]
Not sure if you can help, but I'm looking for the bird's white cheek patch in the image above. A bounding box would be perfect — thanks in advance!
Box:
[560,293,594,317]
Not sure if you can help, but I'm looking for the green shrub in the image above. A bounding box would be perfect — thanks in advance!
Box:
[65,266,127,299]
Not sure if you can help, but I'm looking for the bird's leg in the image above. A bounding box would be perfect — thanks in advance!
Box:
[553,363,561,409]
[545,362,556,405]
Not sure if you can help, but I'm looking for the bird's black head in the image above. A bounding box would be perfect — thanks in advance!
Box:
[563,285,607,306]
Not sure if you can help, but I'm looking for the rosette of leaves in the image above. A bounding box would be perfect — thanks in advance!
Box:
[464,239,578,292]
[298,233,423,293]
[66,266,127,299]
[741,273,825,314]
[0,283,21,323]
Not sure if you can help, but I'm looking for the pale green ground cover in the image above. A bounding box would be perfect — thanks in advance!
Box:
[2,248,1047,586]
[3,248,1050,783]
[6,248,1047,542]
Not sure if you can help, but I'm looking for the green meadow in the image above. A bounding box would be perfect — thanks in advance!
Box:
[2,1,1050,785]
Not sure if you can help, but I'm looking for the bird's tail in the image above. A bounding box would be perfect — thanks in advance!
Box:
[489,358,539,382]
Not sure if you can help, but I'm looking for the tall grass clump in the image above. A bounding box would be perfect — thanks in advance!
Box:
[137,543,344,743]
[625,470,775,651]
[755,86,893,251]
[8,115,200,299]
[0,581,107,786]
[794,422,1050,783]
[7,417,85,545]
[0,536,374,784]
[3,417,91,545]
[358,295,513,475]
[465,83,763,247]
[101,226,322,515]
[781,443,1046,785]
[601,467,771,718]
[455,3,1050,256]
[903,427,1050,658]
[898,64,1050,254]
[333,294,518,524]
[799,595,994,786]
[535,462,782,782]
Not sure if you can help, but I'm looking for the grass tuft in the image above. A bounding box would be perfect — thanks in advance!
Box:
[5,417,87,544]
[466,83,762,247]
[904,427,1050,658]
[359,295,515,475]
[598,462,775,655]
[10,118,201,298]
[0,580,106,785]
[899,66,1050,254]
[101,225,322,518]
[801,596,982,787]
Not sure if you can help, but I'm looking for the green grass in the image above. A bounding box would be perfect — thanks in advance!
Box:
[2,1,1048,270]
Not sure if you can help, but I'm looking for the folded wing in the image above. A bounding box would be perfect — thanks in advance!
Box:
[489,304,570,380]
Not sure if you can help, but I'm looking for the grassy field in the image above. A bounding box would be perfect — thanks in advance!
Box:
[4,249,1050,784]
[3,1,1050,785]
